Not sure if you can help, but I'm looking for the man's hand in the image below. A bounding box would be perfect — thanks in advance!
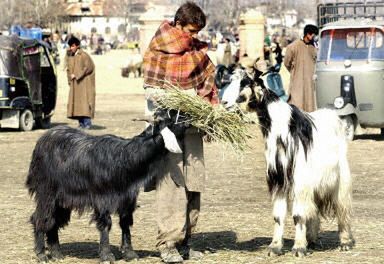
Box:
[71,74,76,80]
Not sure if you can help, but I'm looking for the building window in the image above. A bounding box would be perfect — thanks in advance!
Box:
[105,27,111,34]
[81,7,90,13]
[91,27,97,33]
[118,24,126,34]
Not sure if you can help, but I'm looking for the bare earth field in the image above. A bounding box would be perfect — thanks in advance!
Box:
[0,50,384,264]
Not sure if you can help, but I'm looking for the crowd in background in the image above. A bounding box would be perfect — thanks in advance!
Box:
[41,24,298,71]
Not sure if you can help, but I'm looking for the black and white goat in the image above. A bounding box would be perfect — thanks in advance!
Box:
[26,109,188,263]
[236,71,354,257]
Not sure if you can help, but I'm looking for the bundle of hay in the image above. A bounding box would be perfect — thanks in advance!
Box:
[156,85,253,152]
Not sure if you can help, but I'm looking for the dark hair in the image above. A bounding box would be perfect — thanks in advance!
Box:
[174,1,206,29]
[304,24,319,36]
[68,36,80,47]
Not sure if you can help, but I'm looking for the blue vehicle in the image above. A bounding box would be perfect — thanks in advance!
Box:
[266,42,288,101]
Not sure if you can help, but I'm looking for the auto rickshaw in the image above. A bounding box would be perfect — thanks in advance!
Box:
[316,2,384,140]
[0,35,57,131]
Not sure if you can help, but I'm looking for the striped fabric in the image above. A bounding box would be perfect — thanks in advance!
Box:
[143,21,218,104]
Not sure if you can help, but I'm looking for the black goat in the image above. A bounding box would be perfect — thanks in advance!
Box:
[26,110,188,263]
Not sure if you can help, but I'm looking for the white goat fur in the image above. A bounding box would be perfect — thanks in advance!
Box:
[238,83,354,256]
[271,102,352,256]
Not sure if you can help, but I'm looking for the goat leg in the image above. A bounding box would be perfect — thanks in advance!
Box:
[120,228,139,261]
[337,156,354,251]
[338,218,354,251]
[119,201,139,261]
[268,196,287,256]
[292,214,308,257]
[46,226,64,260]
[34,229,48,263]
[95,212,115,263]
[31,212,48,262]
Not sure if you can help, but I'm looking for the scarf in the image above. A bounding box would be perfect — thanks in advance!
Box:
[143,21,218,104]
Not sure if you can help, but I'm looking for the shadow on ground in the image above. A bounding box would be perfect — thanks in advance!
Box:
[60,242,158,260]
[50,123,107,130]
[190,231,272,252]
[191,230,341,254]
[355,133,384,141]
[89,124,107,130]
[44,230,344,262]
[49,122,69,128]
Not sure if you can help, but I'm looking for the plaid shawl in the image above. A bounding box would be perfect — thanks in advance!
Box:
[143,21,218,104]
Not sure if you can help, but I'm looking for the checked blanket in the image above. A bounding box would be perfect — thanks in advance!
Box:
[143,21,218,104]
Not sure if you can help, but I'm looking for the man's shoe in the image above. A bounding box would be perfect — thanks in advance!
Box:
[187,248,204,260]
[79,125,91,130]
[159,244,183,263]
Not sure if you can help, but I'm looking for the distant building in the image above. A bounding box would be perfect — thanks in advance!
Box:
[62,0,147,41]
[283,9,298,28]
[266,9,298,35]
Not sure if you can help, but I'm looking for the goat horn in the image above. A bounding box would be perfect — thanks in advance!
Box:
[132,117,153,122]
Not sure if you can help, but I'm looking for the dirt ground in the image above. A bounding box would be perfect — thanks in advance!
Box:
[0,50,384,264]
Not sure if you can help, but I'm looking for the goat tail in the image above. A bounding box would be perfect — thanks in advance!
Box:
[25,142,45,197]
[25,156,39,196]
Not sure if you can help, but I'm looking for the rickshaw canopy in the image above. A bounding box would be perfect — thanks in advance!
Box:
[0,35,46,77]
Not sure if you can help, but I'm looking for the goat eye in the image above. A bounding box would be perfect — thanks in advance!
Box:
[236,95,246,103]
[255,90,264,99]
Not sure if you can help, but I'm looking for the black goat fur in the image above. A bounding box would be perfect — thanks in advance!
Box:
[26,110,187,262]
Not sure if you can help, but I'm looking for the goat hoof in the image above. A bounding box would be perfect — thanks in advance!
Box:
[122,249,139,261]
[267,246,282,256]
[100,252,115,264]
[50,250,64,260]
[340,242,353,251]
[292,247,307,257]
[307,241,318,249]
[37,253,49,263]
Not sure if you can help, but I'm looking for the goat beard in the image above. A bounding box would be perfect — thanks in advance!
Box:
[160,127,183,153]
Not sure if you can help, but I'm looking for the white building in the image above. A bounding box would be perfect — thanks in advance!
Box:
[63,0,147,41]
[283,9,298,28]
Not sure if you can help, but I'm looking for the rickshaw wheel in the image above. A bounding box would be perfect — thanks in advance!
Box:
[19,109,34,131]
[343,115,355,141]
[35,117,51,129]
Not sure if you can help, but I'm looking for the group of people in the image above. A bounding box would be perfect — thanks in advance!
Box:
[64,2,319,262]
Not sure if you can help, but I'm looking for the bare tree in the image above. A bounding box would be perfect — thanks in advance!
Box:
[0,0,66,29]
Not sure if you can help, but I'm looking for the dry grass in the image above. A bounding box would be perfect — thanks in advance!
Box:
[157,85,253,153]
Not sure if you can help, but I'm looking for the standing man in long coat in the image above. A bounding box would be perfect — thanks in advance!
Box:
[66,36,96,129]
[284,24,319,112]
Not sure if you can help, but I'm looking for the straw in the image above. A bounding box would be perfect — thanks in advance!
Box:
[156,84,254,152]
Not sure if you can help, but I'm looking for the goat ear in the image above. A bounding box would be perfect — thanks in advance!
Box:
[253,84,265,101]
[253,69,263,80]
[160,127,183,153]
